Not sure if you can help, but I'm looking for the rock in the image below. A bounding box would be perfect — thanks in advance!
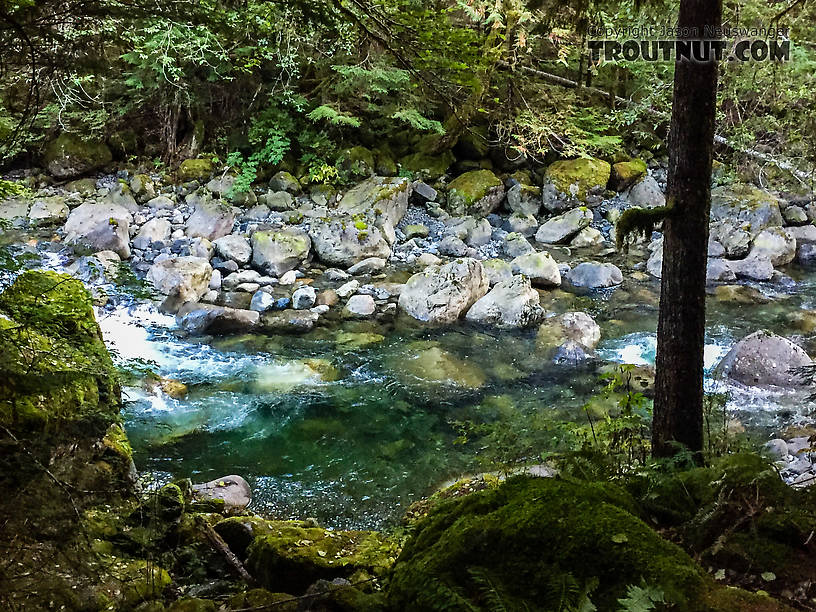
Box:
[505,212,538,237]
[308,216,391,267]
[28,196,69,224]
[416,253,442,268]
[206,175,257,206]
[510,252,561,287]
[337,176,411,227]
[708,237,726,257]
[570,227,603,248]
[505,182,542,217]
[316,289,339,307]
[244,204,271,221]
[446,170,505,217]
[748,227,796,266]
[566,262,623,289]
[178,158,214,182]
[208,269,222,291]
[706,258,737,283]
[336,280,360,298]
[129,174,156,203]
[343,294,376,318]
[214,234,252,265]
[177,302,259,335]
[347,257,387,275]
[292,286,317,310]
[260,191,294,211]
[482,258,514,286]
[279,270,297,285]
[101,182,139,213]
[503,232,536,257]
[535,207,593,244]
[185,192,236,240]
[715,330,812,388]
[249,290,275,312]
[399,258,489,324]
[788,224,816,244]
[43,132,112,178]
[625,175,666,209]
[250,229,311,276]
[537,311,601,352]
[541,157,611,212]
[465,275,544,329]
[64,202,132,259]
[710,184,784,236]
[410,181,438,205]
[147,195,175,210]
[798,243,816,265]
[728,255,775,281]
[147,256,212,306]
[393,343,486,389]
[552,340,592,364]
[65,177,97,196]
[464,217,493,246]
[764,439,790,460]
[268,170,302,194]
[404,224,429,239]
[339,145,375,176]
[399,149,455,180]
[259,309,320,333]
[783,205,808,225]
[438,235,471,257]
[611,159,647,191]
[714,285,771,304]
[713,221,752,258]
[133,218,171,250]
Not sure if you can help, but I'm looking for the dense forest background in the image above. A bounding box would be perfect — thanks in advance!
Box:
[1,0,814,192]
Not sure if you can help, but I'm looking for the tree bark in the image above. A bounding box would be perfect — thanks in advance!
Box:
[652,0,722,459]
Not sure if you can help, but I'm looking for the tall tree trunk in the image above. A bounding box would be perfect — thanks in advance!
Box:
[652,0,722,459]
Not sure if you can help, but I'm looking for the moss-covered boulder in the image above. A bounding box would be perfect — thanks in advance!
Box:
[388,476,729,611]
[337,176,411,228]
[710,184,785,240]
[611,158,647,191]
[43,132,113,179]
[178,158,214,183]
[542,157,611,212]
[0,270,121,432]
[446,169,505,217]
[339,145,376,177]
[399,147,456,180]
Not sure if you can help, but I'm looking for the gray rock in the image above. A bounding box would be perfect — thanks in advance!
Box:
[147,195,175,210]
[292,286,317,310]
[411,181,438,205]
[482,258,514,286]
[308,216,391,268]
[570,227,603,248]
[28,196,69,224]
[566,262,623,288]
[715,330,812,388]
[214,234,252,265]
[465,275,544,329]
[343,294,376,318]
[261,191,295,211]
[185,192,236,241]
[338,176,411,227]
[269,171,302,194]
[748,227,796,266]
[537,311,601,351]
[64,202,132,259]
[133,218,172,250]
[336,280,360,298]
[206,175,257,206]
[710,184,784,235]
[511,252,561,287]
[438,235,472,257]
[505,182,541,216]
[147,256,213,307]
[260,309,320,333]
[798,243,816,265]
[728,255,775,281]
[706,258,737,283]
[399,258,489,324]
[177,302,259,335]
[250,290,275,312]
[251,229,311,276]
[502,232,536,257]
[347,257,387,275]
[535,207,593,244]
[505,212,539,237]
[192,475,251,513]
[783,205,808,225]
[625,175,665,208]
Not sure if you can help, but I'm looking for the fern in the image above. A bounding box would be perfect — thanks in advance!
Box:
[617,583,665,612]
[391,109,445,134]
[306,105,360,128]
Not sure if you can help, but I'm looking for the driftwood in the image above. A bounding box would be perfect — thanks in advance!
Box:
[498,60,814,186]
[194,515,256,586]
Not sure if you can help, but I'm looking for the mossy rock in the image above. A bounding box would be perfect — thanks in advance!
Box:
[544,157,611,201]
[340,146,375,177]
[166,598,217,612]
[43,132,112,179]
[226,589,298,611]
[446,169,504,217]
[399,149,455,180]
[612,159,647,191]
[243,519,399,594]
[178,158,214,183]
[388,476,711,610]
[374,147,398,176]
[454,125,489,160]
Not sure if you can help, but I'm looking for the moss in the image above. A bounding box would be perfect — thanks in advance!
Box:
[244,519,399,594]
[166,598,217,612]
[703,586,794,611]
[226,589,298,611]
[340,146,375,176]
[545,157,611,201]
[43,132,112,178]
[178,158,214,182]
[399,149,455,179]
[612,159,647,190]
[615,204,674,250]
[447,169,502,207]
[388,476,711,611]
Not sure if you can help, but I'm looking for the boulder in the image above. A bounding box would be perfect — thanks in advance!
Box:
[505,212,539,237]
[625,175,666,209]
[43,132,112,178]
[308,216,391,268]
[177,302,259,335]
[611,159,647,191]
[482,258,514,286]
[748,227,796,266]
[502,232,536,257]
[535,207,593,244]
[28,196,69,224]
[185,192,236,241]
[728,255,774,281]
[465,275,544,329]
[343,294,376,318]
[178,158,214,182]
[192,474,252,512]
[250,229,311,276]
[102,182,139,213]
[392,342,486,389]
[64,202,132,259]
[399,258,488,324]
[715,330,812,388]
[147,256,212,305]
[259,309,320,334]
[446,170,505,217]
[214,234,252,265]
[570,226,604,248]
[347,257,387,275]
[292,286,317,310]
[269,171,302,194]
[541,157,611,212]
[566,262,623,289]
[710,184,784,236]
[0,198,29,221]
[510,252,561,287]
[259,191,294,211]
[129,174,156,204]
[133,218,171,250]
[206,174,257,206]
[337,176,411,227]
[505,182,542,216]
[537,311,601,352]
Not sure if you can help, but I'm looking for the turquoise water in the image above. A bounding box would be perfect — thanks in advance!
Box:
[108,265,816,530]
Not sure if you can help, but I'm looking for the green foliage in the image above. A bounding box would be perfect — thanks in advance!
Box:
[616,583,664,612]
[306,104,361,128]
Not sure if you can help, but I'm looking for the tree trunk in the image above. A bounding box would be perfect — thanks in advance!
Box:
[652,0,722,459]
